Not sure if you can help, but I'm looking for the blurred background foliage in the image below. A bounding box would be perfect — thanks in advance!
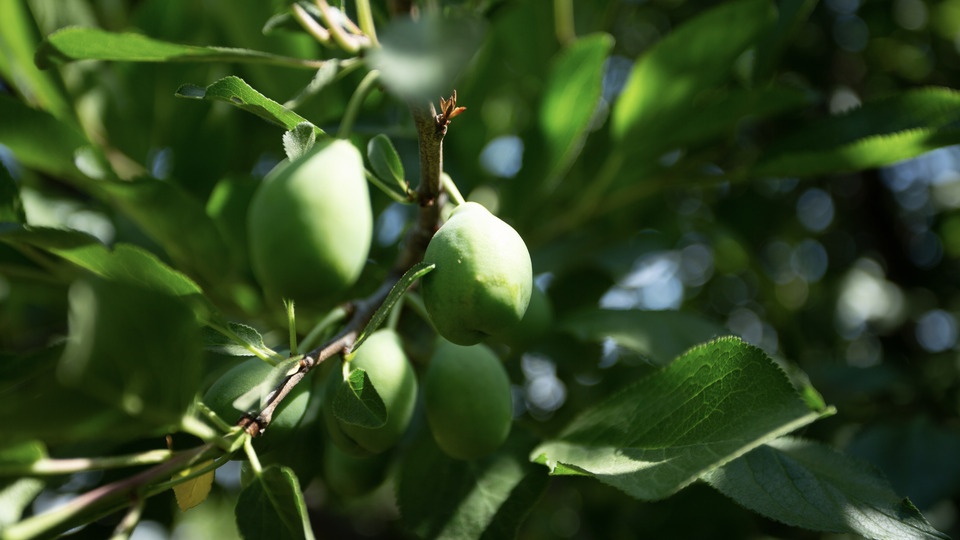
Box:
[3,0,960,538]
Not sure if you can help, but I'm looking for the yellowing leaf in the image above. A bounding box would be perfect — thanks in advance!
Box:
[173,461,215,511]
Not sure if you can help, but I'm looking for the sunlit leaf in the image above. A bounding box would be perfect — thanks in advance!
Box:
[531,337,832,500]
[173,462,215,511]
[755,88,960,177]
[36,27,321,70]
[177,76,323,133]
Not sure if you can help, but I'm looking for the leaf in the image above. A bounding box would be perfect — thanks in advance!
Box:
[58,277,204,429]
[177,76,323,133]
[397,430,549,540]
[282,122,317,162]
[539,33,613,188]
[0,0,74,121]
[283,59,344,110]
[331,368,387,428]
[530,337,833,500]
[0,94,91,181]
[0,225,205,300]
[0,161,25,223]
[351,261,434,352]
[560,308,729,364]
[755,88,960,177]
[96,177,239,292]
[368,15,486,101]
[612,0,775,144]
[703,437,950,540]
[235,465,315,540]
[173,461,215,511]
[367,134,405,188]
[845,417,960,510]
[35,27,322,70]
[203,322,272,358]
[0,441,47,469]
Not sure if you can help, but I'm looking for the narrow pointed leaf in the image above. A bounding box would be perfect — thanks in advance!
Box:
[36,27,322,70]
[0,161,25,223]
[539,33,613,187]
[351,261,434,351]
[755,88,960,177]
[331,368,387,428]
[612,0,775,145]
[703,437,950,540]
[177,76,323,133]
[531,337,833,500]
[235,466,315,540]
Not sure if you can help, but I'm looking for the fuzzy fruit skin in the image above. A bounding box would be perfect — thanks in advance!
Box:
[248,139,372,304]
[423,340,512,460]
[323,330,418,455]
[322,441,392,499]
[202,358,310,450]
[421,202,533,345]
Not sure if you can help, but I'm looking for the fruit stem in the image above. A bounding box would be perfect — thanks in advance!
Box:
[244,437,263,475]
[338,69,381,139]
[554,0,576,45]
[291,2,332,46]
[0,449,173,476]
[356,0,380,47]
[442,172,466,206]
[300,305,349,352]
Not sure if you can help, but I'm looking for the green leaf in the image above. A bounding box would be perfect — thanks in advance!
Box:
[235,465,315,540]
[96,177,238,292]
[611,0,775,145]
[0,94,91,181]
[177,76,323,133]
[0,161,25,223]
[755,88,960,177]
[282,122,317,162]
[539,33,613,188]
[367,134,405,188]
[283,59,346,110]
[703,437,950,540]
[58,277,203,428]
[0,0,75,122]
[331,368,387,429]
[35,27,322,70]
[369,15,486,101]
[203,322,272,358]
[397,430,549,540]
[0,225,205,300]
[0,441,47,468]
[351,261,434,352]
[530,337,832,500]
[560,309,729,364]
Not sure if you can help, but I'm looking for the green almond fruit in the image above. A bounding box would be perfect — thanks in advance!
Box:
[421,202,533,345]
[248,139,372,304]
[423,340,512,460]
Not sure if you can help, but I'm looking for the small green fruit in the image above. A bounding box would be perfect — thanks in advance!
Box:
[248,139,372,304]
[322,441,392,499]
[421,202,533,345]
[323,330,418,455]
[202,359,310,446]
[423,340,512,460]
